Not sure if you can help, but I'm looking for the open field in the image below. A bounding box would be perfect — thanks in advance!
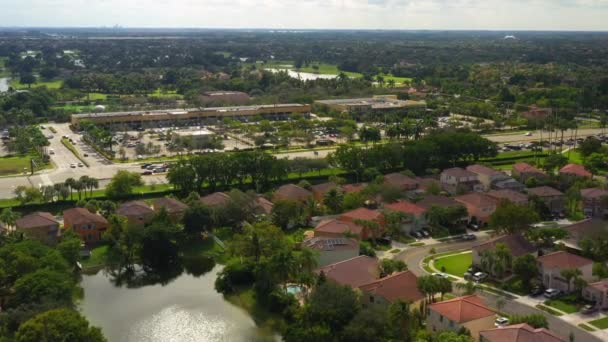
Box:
[0,155,33,176]
[10,78,63,89]
[433,252,472,277]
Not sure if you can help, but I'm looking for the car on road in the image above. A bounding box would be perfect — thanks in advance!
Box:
[69,163,76,168]
[543,288,561,299]
[461,234,476,241]
[77,163,84,167]
[153,167,166,173]
[46,135,54,139]
[141,163,151,169]
[472,272,487,282]
[432,273,449,279]
[48,148,55,155]
[142,171,153,176]
[83,153,89,157]
[582,304,598,314]
[494,317,510,327]
[524,132,532,136]
[468,223,480,231]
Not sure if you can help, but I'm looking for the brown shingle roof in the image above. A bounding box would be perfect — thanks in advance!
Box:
[314,219,364,236]
[581,187,608,199]
[317,256,379,288]
[359,270,424,303]
[417,195,462,209]
[200,192,231,207]
[538,251,593,269]
[341,183,368,194]
[442,167,478,178]
[527,186,563,198]
[466,164,502,176]
[560,163,592,178]
[383,173,419,188]
[117,201,154,217]
[480,323,564,342]
[16,212,58,229]
[473,234,536,258]
[429,295,495,323]
[255,196,274,214]
[273,184,312,202]
[340,207,382,222]
[384,200,427,216]
[563,219,608,247]
[153,197,188,213]
[311,182,338,196]
[455,192,497,208]
[487,189,528,204]
[63,208,108,226]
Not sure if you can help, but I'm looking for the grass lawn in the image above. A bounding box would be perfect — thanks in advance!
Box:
[148,88,184,99]
[565,149,583,164]
[544,297,579,314]
[179,236,227,263]
[579,323,596,332]
[81,245,111,268]
[52,104,97,113]
[225,288,287,334]
[535,304,563,316]
[376,73,412,85]
[10,78,63,89]
[433,252,472,277]
[0,155,33,176]
[589,316,608,329]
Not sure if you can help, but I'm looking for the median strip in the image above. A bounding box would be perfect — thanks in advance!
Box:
[61,138,90,167]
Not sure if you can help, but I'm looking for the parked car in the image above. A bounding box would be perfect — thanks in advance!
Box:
[77,163,83,167]
[142,171,152,176]
[420,230,430,238]
[83,153,89,157]
[472,272,487,282]
[469,223,480,231]
[48,148,55,155]
[462,234,476,241]
[530,286,544,297]
[582,304,598,314]
[153,167,166,173]
[544,288,561,299]
[495,317,510,327]
[410,231,422,239]
[141,163,151,169]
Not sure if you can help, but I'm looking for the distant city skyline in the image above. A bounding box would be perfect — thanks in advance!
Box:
[2,0,608,31]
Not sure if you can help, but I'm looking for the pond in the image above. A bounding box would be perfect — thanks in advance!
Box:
[79,264,279,342]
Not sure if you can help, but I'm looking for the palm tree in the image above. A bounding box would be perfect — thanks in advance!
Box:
[0,208,20,230]
[560,268,582,293]
[480,250,497,276]
[493,243,512,278]
[456,281,479,295]
[72,180,84,200]
[64,177,76,200]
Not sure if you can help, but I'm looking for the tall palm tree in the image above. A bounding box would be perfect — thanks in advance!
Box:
[79,176,90,198]
[560,268,582,293]
[0,208,20,230]
[64,177,76,200]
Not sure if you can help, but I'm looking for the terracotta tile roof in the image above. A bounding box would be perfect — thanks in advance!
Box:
[563,219,608,247]
[311,182,338,196]
[340,207,382,222]
[384,200,427,216]
[527,186,563,198]
[487,189,528,204]
[538,251,592,269]
[63,208,108,226]
[273,184,312,202]
[200,192,231,207]
[117,201,154,217]
[317,256,379,288]
[303,236,359,252]
[429,295,495,323]
[255,196,274,214]
[417,195,462,209]
[341,183,368,194]
[581,187,608,199]
[480,323,564,342]
[383,173,419,188]
[560,163,592,178]
[16,212,58,229]
[589,279,608,292]
[473,234,536,258]
[314,219,364,236]
[466,164,502,176]
[153,197,188,213]
[455,192,497,208]
[513,162,545,175]
[359,270,424,303]
[441,167,478,178]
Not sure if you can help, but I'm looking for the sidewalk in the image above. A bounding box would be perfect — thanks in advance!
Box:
[377,230,493,259]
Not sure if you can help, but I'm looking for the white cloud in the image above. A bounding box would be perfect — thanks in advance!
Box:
[0,0,607,30]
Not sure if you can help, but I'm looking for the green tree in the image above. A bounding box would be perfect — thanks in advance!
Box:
[512,254,539,289]
[182,204,213,236]
[489,201,540,235]
[509,314,548,329]
[105,170,144,199]
[16,308,106,342]
[12,269,74,307]
[271,200,305,229]
[341,308,390,342]
[323,188,344,214]
[543,153,568,173]
[57,231,82,265]
[560,268,582,293]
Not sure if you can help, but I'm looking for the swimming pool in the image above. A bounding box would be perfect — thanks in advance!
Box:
[286,284,304,296]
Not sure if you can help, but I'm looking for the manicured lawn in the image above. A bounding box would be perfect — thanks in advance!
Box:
[433,252,472,277]
[376,73,412,86]
[535,304,563,316]
[579,323,596,332]
[52,104,97,113]
[0,155,49,176]
[544,296,579,314]
[10,78,63,89]
[565,149,583,164]
[81,245,110,268]
[589,316,608,329]
[148,88,183,99]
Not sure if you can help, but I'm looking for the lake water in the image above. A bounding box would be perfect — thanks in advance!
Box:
[79,265,278,342]
[265,68,338,81]
[0,78,9,92]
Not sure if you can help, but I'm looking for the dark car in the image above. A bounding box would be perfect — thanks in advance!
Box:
[582,304,598,314]
[420,230,430,238]
[141,163,151,169]
[462,234,477,241]
[530,286,544,297]
[142,171,153,176]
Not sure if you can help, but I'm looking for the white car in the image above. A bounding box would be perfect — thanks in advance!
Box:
[432,273,449,279]
[495,317,510,327]
[524,132,532,136]
[544,288,561,299]
[69,163,76,168]
[472,272,487,282]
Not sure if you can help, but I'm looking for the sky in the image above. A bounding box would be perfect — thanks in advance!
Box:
[1,0,608,31]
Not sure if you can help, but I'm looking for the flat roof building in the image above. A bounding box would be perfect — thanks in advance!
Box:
[315,96,425,112]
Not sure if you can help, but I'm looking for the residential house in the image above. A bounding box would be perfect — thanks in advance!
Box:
[383,172,419,191]
[200,192,231,208]
[487,189,529,207]
[491,177,525,192]
[527,186,564,213]
[521,105,552,121]
[472,235,536,269]
[427,295,496,342]
[340,207,385,238]
[311,182,339,201]
[480,323,564,342]
[317,255,379,288]
[440,167,482,195]
[418,195,463,210]
[302,236,359,267]
[559,163,592,182]
[583,280,608,310]
[341,183,367,194]
[466,164,505,191]
[359,270,424,308]
[15,212,60,244]
[537,251,594,292]
[415,177,441,195]
[152,197,189,221]
[512,163,547,183]
[455,193,498,226]
[273,184,312,203]
[581,188,608,218]
[561,219,608,251]
[383,200,427,233]
[314,219,368,240]
[63,207,109,244]
[117,201,155,226]
[254,196,274,216]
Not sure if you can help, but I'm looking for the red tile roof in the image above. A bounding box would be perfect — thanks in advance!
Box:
[455,192,497,208]
[589,279,608,292]
[117,201,154,217]
[581,187,608,199]
[513,162,545,175]
[153,197,188,213]
[200,192,230,207]
[255,196,274,214]
[473,234,536,258]
[359,270,424,303]
[63,208,108,226]
[560,163,592,178]
[16,212,58,229]
[340,207,382,222]
[537,251,593,269]
[317,256,379,288]
[480,323,564,342]
[314,219,364,237]
[273,184,312,202]
[487,189,529,204]
[466,164,502,176]
[417,195,462,209]
[341,183,368,194]
[527,186,563,198]
[441,167,478,178]
[429,295,495,323]
[384,200,427,216]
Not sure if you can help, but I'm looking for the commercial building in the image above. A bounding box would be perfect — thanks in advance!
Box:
[315,96,425,113]
[71,103,311,127]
